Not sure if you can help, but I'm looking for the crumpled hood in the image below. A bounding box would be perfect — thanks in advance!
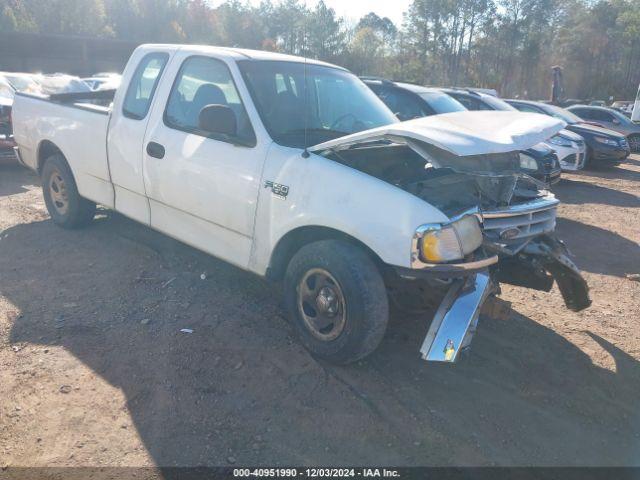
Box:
[310,111,566,157]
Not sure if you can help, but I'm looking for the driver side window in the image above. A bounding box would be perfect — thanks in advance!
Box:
[164,56,254,143]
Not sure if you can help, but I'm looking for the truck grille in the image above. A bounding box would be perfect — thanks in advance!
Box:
[481,196,559,246]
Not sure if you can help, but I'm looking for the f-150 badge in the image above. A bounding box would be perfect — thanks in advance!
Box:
[264,180,289,199]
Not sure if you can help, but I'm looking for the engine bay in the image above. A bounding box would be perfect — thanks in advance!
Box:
[324,143,546,217]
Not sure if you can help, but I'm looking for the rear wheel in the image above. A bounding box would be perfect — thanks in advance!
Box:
[284,240,389,364]
[42,154,96,228]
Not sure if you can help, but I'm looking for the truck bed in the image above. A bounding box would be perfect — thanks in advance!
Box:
[12,91,115,209]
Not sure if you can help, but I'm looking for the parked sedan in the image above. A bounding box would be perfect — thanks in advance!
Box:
[568,105,640,152]
[361,78,467,120]
[507,100,630,167]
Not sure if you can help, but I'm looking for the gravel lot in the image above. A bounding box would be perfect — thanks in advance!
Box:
[1,157,639,471]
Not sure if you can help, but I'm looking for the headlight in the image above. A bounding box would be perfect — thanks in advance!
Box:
[519,153,539,171]
[416,215,483,263]
[594,136,619,146]
[548,135,572,147]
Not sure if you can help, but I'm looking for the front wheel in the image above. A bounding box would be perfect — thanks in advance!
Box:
[284,240,389,364]
[42,154,96,229]
[628,134,640,153]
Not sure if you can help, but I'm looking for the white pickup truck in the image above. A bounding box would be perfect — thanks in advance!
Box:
[12,44,590,364]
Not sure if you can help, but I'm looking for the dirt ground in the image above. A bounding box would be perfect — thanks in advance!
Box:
[1,156,639,471]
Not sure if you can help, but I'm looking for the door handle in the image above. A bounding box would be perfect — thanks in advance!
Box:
[146,142,165,159]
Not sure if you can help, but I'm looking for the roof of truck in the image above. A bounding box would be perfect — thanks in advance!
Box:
[136,44,346,71]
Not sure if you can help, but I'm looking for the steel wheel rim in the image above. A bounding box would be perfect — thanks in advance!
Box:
[297,268,346,341]
[49,169,69,215]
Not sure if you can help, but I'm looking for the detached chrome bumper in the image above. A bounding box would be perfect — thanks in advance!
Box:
[420,271,493,362]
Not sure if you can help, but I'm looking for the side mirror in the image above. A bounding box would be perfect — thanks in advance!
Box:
[198,104,237,137]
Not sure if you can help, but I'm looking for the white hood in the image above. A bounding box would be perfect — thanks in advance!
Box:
[310,111,566,157]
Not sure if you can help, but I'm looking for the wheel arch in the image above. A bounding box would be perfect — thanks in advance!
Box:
[266,225,386,281]
[37,140,66,175]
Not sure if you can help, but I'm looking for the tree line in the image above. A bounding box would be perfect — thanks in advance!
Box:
[1,0,640,100]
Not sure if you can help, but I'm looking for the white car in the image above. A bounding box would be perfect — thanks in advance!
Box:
[11,45,590,365]
[546,128,587,171]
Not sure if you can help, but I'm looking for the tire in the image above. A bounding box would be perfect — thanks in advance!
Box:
[284,240,389,364]
[628,134,640,153]
[41,154,96,229]
[583,146,593,169]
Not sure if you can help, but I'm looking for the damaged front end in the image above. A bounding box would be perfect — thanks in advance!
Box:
[311,112,591,363]
[405,160,591,362]
[408,190,591,363]
[415,200,591,363]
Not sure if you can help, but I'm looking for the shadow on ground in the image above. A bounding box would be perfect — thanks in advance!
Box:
[554,178,640,208]
[3,213,640,468]
[555,217,640,277]
[0,165,38,198]
[566,163,640,182]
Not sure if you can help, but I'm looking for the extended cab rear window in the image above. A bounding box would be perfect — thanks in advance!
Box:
[122,52,169,120]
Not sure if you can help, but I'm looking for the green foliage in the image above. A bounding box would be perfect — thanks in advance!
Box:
[1,0,639,99]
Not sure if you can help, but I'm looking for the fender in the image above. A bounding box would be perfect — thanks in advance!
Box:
[249,144,451,275]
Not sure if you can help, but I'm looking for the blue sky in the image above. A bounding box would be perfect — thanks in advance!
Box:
[207,0,412,27]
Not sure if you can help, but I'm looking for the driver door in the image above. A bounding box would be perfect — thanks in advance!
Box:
[142,53,266,269]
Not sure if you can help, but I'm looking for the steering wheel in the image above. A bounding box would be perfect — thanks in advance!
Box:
[331,113,358,131]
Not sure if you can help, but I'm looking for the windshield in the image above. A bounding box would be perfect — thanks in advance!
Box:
[420,91,466,113]
[238,61,397,148]
[543,104,582,124]
[482,95,518,111]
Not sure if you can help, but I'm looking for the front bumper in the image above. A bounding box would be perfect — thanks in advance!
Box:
[531,165,561,185]
[558,149,587,171]
[415,235,590,364]
[545,168,562,185]
[398,254,498,279]
[404,194,588,364]
[591,143,630,164]
[419,271,493,362]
